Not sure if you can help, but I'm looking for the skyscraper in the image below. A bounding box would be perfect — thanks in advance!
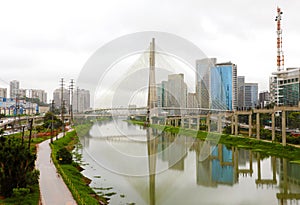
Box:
[165,74,187,108]
[53,88,70,109]
[10,80,19,98]
[187,93,197,108]
[196,58,216,108]
[210,62,237,111]
[73,89,90,113]
[237,76,245,109]
[244,83,258,108]
[237,76,258,109]
[30,89,48,104]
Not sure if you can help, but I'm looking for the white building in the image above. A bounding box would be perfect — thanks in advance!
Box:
[73,89,90,113]
[29,89,47,104]
[53,88,70,109]
[270,68,300,106]
[10,80,20,98]
[0,88,7,98]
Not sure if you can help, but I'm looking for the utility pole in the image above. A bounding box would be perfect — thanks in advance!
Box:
[60,78,65,137]
[21,125,25,145]
[69,79,74,124]
[62,100,65,137]
[50,100,54,144]
[76,86,79,113]
[28,118,33,150]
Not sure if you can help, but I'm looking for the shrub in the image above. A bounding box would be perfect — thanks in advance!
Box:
[56,147,72,164]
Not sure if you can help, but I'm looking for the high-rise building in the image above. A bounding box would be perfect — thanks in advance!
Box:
[259,91,270,108]
[187,93,197,108]
[237,77,258,109]
[244,83,258,108]
[30,89,47,104]
[196,58,216,108]
[157,83,163,108]
[210,62,237,110]
[10,80,20,98]
[165,74,187,108]
[73,89,90,113]
[53,88,70,109]
[270,68,300,106]
[237,76,245,109]
[18,89,27,99]
[0,88,7,98]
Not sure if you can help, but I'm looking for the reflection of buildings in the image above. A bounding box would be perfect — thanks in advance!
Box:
[211,144,235,185]
[195,142,256,188]
[255,153,277,187]
[277,159,300,205]
[158,132,188,171]
[195,143,238,187]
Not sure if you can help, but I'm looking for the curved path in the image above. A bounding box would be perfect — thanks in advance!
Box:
[36,133,77,205]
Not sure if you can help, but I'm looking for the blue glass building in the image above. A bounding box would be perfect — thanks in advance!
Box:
[210,62,237,110]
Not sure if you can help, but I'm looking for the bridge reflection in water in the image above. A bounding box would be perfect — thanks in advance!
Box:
[79,120,300,205]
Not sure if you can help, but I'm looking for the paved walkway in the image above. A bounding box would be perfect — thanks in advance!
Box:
[36,132,77,205]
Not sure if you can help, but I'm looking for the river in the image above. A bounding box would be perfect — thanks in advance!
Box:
[77,119,300,205]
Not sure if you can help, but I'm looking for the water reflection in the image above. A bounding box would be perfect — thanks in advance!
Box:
[79,120,300,205]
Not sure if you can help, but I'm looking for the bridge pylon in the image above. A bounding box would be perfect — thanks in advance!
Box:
[147,38,158,123]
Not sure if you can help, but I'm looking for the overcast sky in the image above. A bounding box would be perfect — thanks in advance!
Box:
[0,0,299,104]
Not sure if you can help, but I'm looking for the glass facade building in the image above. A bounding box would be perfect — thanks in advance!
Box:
[244,83,258,108]
[270,68,300,106]
[210,63,237,110]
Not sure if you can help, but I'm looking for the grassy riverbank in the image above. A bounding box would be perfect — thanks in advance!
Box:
[50,127,108,205]
[128,120,300,162]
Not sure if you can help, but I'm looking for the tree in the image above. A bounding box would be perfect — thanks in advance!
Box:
[0,137,39,197]
[0,129,4,136]
[288,112,300,129]
[43,112,63,129]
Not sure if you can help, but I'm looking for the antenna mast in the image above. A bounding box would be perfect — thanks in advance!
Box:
[275,7,284,71]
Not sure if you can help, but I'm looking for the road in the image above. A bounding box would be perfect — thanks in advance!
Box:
[36,133,77,205]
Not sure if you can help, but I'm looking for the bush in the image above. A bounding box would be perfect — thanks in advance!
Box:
[12,188,30,205]
[35,125,45,132]
[56,147,72,164]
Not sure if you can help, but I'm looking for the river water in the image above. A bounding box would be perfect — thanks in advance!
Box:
[78,119,300,205]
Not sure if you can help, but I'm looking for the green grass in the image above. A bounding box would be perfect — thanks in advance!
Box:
[51,129,107,205]
[128,120,300,161]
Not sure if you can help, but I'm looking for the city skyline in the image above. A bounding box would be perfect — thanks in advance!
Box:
[0,1,299,103]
